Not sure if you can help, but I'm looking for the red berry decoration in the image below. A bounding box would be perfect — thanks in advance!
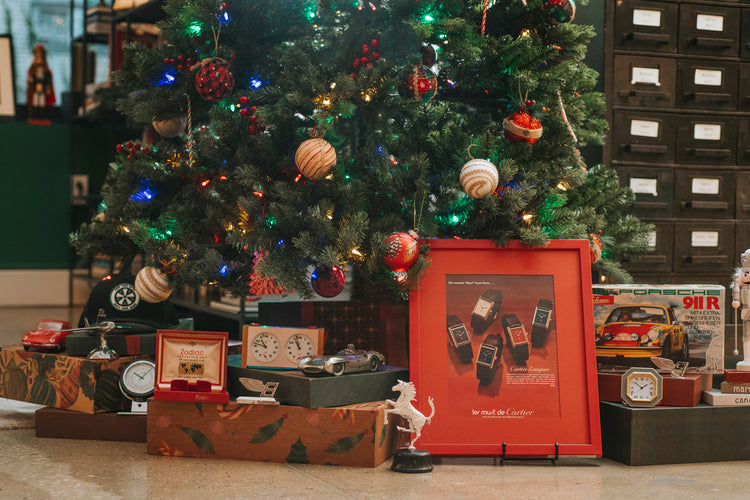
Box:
[503,110,543,145]
[402,65,438,103]
[543,0,576,24]
[383,230,419,273]
[194,58,235,102]
[311,265,346,298]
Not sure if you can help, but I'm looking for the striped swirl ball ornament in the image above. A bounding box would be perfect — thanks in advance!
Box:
[295,138,337,181]
[459,158,499,198]
[134,266,172,303]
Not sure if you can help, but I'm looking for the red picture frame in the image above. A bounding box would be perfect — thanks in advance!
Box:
[409,239,601,457]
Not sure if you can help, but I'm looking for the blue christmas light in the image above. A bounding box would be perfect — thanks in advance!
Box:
[375,145,386,157]
[130,181,157,202]
[249,77,265,89]
[219,11,230,26]
[219,264,230,276]
[155,71,176,87]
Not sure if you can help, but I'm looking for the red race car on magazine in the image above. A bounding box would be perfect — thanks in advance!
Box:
[595,304,689,362]
[21,320,73,351]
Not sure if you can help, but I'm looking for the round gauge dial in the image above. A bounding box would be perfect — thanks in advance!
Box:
[251,332,280,362]
[119,359,156,401]
[285,333,314,363]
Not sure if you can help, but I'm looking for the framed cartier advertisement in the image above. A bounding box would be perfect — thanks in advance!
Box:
[409,239,601,458]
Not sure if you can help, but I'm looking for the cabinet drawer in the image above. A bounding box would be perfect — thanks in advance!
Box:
[610,111,675,164]
[613,55,676,108]
[735,172,750,217]
[736,117,750,164]
[675,114,737,165]
[622,221,674,274]
[677,59,738,111]
[678,4,740,57]
[738,64,750,112]
[675,169,735,219]
[674,221,735,273]
[742,9,750,59]
[616,165,674,218]
[614,1,678,53]
[736,222,750,260]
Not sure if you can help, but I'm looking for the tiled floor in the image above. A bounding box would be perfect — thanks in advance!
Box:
[2,306,750,499]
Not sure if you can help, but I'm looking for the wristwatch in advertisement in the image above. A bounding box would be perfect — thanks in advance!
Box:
[476,334,503,385]
[501,313,530,365]
[530,299,553,348]
[470,289,503,335]
[447,314,473,364]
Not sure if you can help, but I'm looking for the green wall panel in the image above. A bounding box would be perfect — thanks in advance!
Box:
[0,122,70,269]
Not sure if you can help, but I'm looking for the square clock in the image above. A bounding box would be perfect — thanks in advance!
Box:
[241,324,325,369]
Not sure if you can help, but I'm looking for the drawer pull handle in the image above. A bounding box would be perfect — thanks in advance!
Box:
[680,200,728,210]
[625,32,670,44]
[689,37,734,49]
[620,89,669,99]
[626,255,668,265]
[682,255,728,264]
[686,148,732,158]
[623,144,668,154]
[683,92,731,104]
[634,201,668,209]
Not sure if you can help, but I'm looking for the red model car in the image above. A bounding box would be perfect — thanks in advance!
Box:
[21,320,73,351]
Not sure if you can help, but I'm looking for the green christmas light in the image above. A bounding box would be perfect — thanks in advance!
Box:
[185,21,203,37]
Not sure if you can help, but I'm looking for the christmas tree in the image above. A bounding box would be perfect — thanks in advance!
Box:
[70,0,651,302]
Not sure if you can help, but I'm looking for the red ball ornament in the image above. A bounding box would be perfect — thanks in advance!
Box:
[503,111,543,145]
[194,58,235,102]
[543,0,576,24]
[589,233,603,263]
[383,231,419,273]
[311,265,346,298]
[402,65,438,103]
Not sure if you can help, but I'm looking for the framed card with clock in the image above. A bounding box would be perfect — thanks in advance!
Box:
[241,324,325,369]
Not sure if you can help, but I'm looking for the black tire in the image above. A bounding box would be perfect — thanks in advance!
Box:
[369,357,380,372]
[332,363,345,376]
[679,337,690,361]
[661,336,672,359]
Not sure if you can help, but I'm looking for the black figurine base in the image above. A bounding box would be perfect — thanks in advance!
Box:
[391,448,433,473]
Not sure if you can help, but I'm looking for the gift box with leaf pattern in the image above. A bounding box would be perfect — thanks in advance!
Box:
[146,399,399,467]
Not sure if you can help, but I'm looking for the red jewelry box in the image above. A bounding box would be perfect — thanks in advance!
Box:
[153,330,229,404]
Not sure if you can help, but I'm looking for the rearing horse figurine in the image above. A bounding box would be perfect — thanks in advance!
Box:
[384,380,436,450]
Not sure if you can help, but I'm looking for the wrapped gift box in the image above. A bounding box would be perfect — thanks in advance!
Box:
[35,407,146,442]
[66,332,156,357]
[147,399,398,467]
[65,318,193,357]
[0,345,139,414]
[598,372,707,407]
[227,354,409,408]
[600,401,750,465]
[258,301,409,368]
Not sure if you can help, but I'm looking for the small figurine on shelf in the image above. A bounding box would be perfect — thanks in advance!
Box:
[385,380,435,473]
[731,248,750,369]
[26,44,55,124]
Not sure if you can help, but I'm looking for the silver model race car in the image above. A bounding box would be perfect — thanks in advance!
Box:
[298,344,385,376]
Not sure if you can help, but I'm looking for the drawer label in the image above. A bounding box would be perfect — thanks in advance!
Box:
[632,9,661,27]
[647,231,657,250]
[691,177,720,194]
[630,177,658,196]
[691,231,719,248]
[693,123,722,141]
[694,69,722,87]
[696,14,724,32]
[630,119,660,138]
[631,67,660,86]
